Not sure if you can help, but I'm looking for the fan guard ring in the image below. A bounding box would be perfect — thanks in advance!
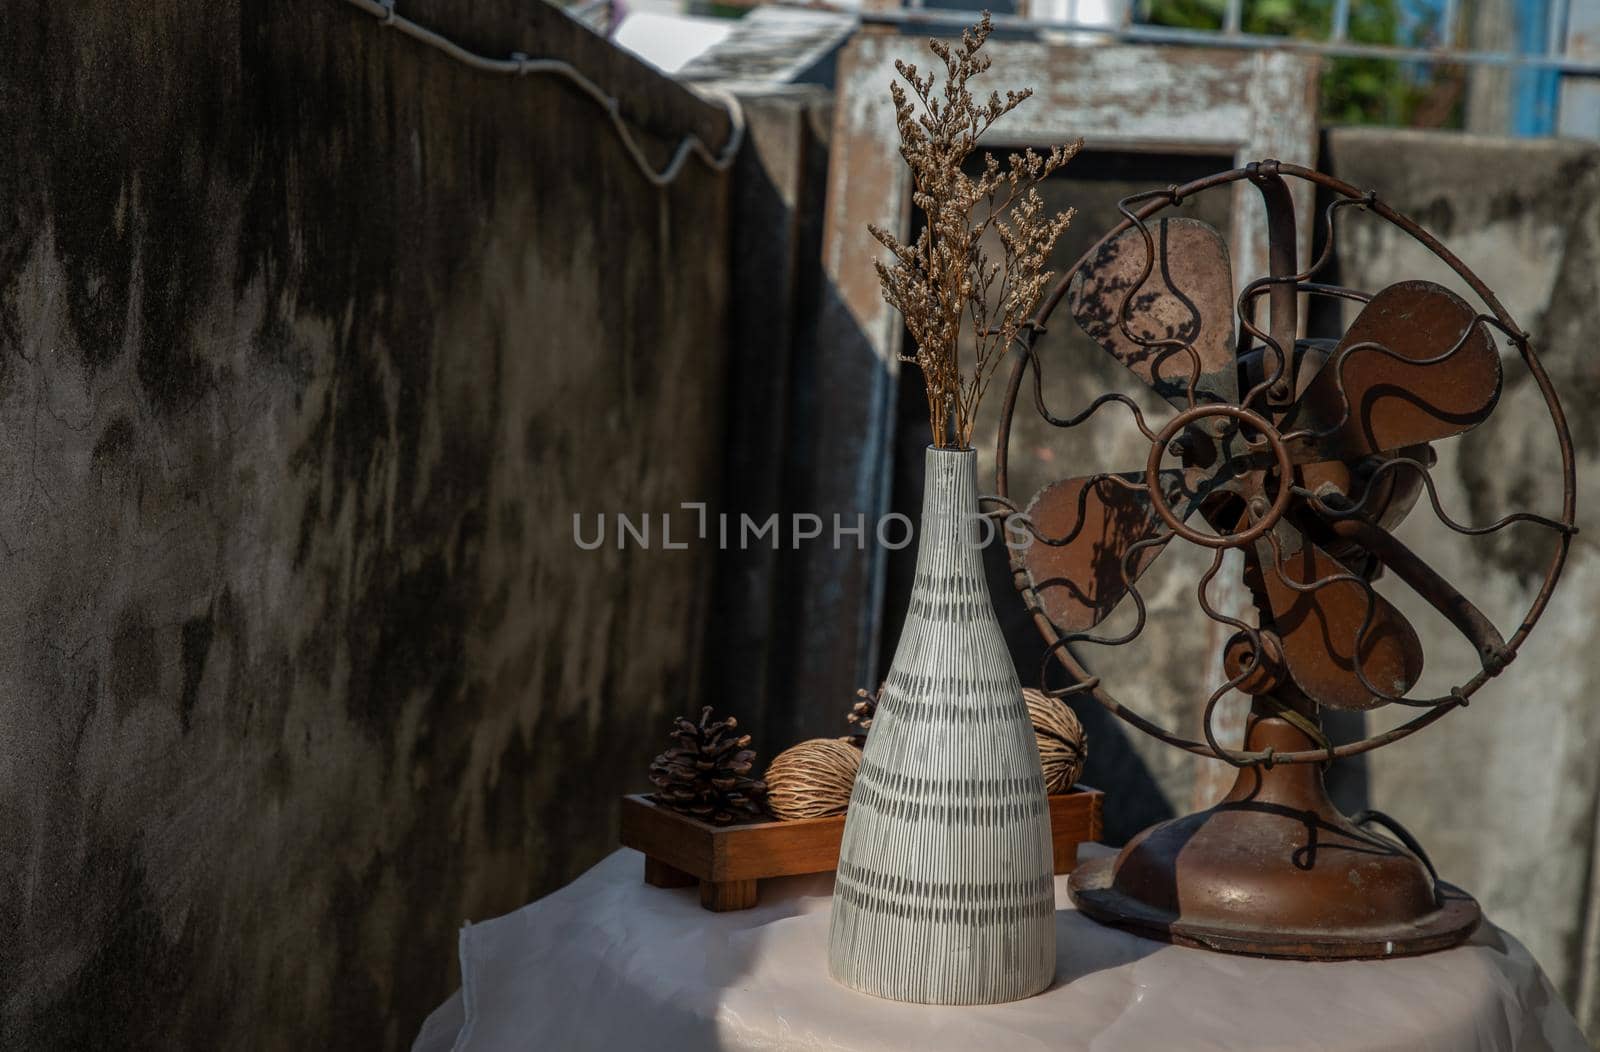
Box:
[1145,404,1292,549]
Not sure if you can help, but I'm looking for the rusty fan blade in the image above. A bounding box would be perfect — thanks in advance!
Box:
[1285,280,1502,461]
[1069,218,1239,410]
[1020,470,1199,634]
[1251,516,1423,711]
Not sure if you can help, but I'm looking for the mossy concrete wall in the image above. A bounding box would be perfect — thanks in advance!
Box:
[0,1,732,1046]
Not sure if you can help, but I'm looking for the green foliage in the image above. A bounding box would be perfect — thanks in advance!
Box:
[1140,0,1463,127]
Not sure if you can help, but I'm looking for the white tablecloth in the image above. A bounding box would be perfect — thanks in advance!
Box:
[412,846,1587,1051]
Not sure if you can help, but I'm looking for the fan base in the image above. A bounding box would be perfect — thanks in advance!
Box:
[1070,860,1481,959]
[1068,711,1481,961]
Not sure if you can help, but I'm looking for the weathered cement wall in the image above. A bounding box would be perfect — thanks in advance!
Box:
[0,1,732,1047]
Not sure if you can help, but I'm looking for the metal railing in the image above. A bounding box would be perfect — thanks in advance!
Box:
[842,0,1599,75]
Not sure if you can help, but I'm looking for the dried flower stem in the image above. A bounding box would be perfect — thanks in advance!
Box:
[870,12,1080,448]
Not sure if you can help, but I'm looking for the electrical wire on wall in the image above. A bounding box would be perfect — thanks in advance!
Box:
[340,0,745,188]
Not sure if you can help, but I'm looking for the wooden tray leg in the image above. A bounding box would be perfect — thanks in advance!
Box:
[645,857,696,889]
[1054,840,1081,876]
[700,879,758,911]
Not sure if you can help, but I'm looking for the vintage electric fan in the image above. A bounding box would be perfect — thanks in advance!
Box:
[992,161,1577,959]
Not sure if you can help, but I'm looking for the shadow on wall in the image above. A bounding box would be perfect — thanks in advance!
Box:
[704,88,903,759]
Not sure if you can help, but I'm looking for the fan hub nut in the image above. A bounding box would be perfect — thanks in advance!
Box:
[1167,428,1218,469]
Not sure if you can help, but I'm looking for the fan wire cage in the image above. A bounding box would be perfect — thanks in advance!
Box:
[987,159,1578,959]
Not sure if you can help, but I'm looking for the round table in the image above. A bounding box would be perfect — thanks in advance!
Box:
[412,846,1587,1051]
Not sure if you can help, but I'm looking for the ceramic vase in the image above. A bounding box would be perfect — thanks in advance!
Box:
[827,446,1056,1004]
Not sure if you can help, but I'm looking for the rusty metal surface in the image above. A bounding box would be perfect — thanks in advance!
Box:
[990,159,1578,958]
[1251,516,1423,711]
[1325,513,1509,668]
[1067,217,1239,410]
[1284,280,1503,462]
[1018,471,1191,635]
[1069,711,1482,959]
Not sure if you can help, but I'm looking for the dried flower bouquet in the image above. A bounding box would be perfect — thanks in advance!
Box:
[870,12,1081,449]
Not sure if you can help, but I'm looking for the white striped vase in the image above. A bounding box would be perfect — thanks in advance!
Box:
[827,446,1056,1004]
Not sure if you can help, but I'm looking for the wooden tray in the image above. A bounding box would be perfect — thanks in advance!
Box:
[620,786,1104,911]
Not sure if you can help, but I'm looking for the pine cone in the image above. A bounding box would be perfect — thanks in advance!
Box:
[846,685,881,744]
[649,706,767,825]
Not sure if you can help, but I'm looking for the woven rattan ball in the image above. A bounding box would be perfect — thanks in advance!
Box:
[765,737,863,820]
[1024,688,1087,794]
